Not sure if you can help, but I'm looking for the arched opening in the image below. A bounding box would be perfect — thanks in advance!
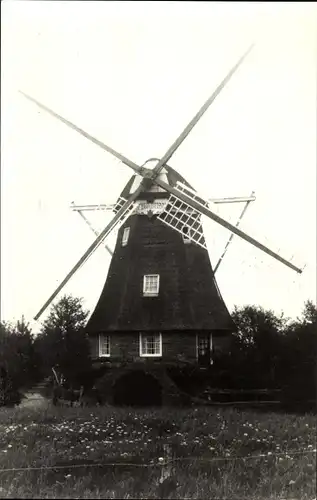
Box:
[112,370,162,407]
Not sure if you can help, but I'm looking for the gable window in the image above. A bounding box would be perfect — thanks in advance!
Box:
[143,274,160,297]
[122,227,130,247]
[99,334,110,357]
[140,333,162,357]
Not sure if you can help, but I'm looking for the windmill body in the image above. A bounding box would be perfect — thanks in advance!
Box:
[86,164,235,394]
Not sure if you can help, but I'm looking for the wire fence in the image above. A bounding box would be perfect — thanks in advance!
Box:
[0,448,315,474]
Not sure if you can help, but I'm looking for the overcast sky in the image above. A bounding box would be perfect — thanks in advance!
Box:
[1,1,316,330]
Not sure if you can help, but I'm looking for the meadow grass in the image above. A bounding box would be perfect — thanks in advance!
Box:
[0,404,316,499]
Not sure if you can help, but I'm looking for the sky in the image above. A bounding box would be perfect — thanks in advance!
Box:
[1,1,316,331]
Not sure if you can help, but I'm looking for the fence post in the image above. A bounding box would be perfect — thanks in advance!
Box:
[157,443,178,499]
[160,443,173,483]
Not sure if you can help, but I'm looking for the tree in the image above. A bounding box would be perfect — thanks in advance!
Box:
[15,316,39,383]
[34,295,91,386]
[214,300,316,409]
[301,299,317,324]
[0,317,36,406]
[228,305,288,389]
[280,300,317,404]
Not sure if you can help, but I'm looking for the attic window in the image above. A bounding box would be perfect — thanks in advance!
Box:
[99,334,110,357]
[140,333,162,357]
[143,274,160,297]
[122,227,130,247]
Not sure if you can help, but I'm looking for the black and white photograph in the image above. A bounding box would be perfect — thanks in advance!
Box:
[1,1,316,498]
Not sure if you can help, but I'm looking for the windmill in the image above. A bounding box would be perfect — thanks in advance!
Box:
[20,44,302,406]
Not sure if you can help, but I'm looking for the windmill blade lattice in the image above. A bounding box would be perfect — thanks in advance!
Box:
[75,209,113,256]
[158,182,208,250]
[112,196,130,214]
[214,192,255,273]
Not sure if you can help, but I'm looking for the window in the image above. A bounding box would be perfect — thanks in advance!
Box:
[143,274,160,297]
[196,333,213,365]
[197,335,210,356]
[122,227,130,247]
[99,334,110,357]
[140,333,162,357]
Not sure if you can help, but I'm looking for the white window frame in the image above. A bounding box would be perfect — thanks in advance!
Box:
[98,334,110,357]
[196,333,213,364]
[143,274,160,297]
[122,227,130,247]
[139,333,162,357]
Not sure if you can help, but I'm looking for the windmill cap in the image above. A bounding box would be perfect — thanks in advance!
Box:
[141,158,168,173]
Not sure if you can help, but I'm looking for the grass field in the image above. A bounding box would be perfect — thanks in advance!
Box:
[0,404,316,499]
